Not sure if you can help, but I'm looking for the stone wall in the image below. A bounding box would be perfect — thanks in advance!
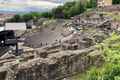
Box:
[1,47,104,80]
[102,5,120,12]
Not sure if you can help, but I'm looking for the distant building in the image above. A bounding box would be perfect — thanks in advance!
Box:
[97,0,112,7]
[0,21,36,32]
[5,23,27,30]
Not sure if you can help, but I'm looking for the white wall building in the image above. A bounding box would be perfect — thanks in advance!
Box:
[5,23,27,30]
[0,22,36,32]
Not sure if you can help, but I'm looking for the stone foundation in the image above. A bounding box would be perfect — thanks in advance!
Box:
[0,47,104,80]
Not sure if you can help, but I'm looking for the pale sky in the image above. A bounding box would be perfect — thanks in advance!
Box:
[0,0,64,9]
[27,0,62,8]
[0,0,74,12]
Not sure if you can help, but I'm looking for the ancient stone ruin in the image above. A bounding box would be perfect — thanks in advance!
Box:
[0,46,104,80]
[0,12,116,80]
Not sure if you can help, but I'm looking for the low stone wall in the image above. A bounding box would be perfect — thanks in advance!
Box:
[102,5,120,12]
[3,47,104,80]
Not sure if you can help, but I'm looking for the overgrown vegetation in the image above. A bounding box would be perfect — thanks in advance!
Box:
[73,33,120,80]
[9,0,97,22]
[112,0,120,4]
[104,12,120,22]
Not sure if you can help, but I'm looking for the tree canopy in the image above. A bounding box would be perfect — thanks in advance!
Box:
[9,0,97,22]
[112,0,120,4]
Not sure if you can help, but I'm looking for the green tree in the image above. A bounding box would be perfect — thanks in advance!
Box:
[41,12,52,18]
[86,0,97,8]
[112,0,120,4]
[23,13,33,22]
[63,1,76,18]
[52,6,64,18]
[10,14,23,22]
[75,1,86,14]
[67,1,86,17]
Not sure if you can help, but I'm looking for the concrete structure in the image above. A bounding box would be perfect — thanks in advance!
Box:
[97,0,112,7]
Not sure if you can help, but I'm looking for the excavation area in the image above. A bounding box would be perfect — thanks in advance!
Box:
[0,12,119,80]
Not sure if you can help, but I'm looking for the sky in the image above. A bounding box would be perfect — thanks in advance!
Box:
[0,0,67,8]
[0,0,74,13]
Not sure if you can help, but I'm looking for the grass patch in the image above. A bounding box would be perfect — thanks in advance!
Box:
[104,12,120,21]
[71,33,120,80]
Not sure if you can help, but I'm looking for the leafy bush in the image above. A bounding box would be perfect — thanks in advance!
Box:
[112,0,120,4]
[86,64,120,80]
[86,33,120,80]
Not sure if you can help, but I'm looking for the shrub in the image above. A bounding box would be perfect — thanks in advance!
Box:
[85,33,120,80]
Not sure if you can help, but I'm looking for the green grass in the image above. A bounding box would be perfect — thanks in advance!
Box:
[104,12,120,21]
[71,33,120,80]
